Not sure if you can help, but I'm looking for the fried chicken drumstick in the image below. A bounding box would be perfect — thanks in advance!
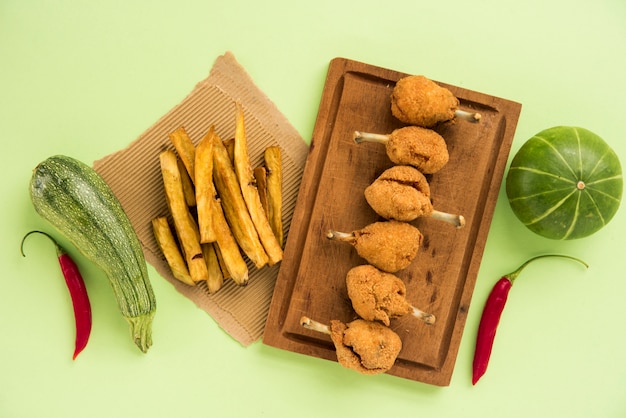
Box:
[364,165,465,227]
[300,316,402,375]
[327,220,422,273]
[354,126,449,174]
[391,75,481,127]
[346,264,435,326]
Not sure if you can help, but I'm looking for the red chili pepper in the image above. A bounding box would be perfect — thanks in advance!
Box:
[21,230,92,360]
[472,254,588,385]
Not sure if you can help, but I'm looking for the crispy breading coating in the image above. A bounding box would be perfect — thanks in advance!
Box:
[391,75,459,127]
[365,165,433,222]
[353,220,423,273]
[346,265,412,326]
[330,319,402,374]
[387,126,449,173]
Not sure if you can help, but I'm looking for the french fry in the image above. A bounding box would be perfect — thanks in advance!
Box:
[212,242,231,280]
[208,180,249,285]
[177,158,196,207]
[264,146,284,247]
[195,126,216,243]
[233,102,283,266]
[169,126,196,183]
[159,149,209,283]
[211,129,269,269]
[223,138,235,163]
[151,216,195,286]
[253,166,268,216]
[201,242,223,293]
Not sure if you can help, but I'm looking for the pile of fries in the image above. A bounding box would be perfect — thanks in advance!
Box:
[152,102,283,293]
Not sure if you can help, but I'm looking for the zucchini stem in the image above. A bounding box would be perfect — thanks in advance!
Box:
[126,311,155,353]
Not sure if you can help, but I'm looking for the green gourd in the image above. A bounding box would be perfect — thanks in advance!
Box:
[29,155,156,352]
[506,126,622,240]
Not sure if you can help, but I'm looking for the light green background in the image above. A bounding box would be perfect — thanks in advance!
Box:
[2,1,625,417]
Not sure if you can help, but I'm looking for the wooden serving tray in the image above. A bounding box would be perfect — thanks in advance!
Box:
[262,58,522,386]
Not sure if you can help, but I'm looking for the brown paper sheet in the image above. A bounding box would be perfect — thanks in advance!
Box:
[93,52,309,346]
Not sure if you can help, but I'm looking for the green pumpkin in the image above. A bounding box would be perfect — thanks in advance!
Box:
[506,126,623,240]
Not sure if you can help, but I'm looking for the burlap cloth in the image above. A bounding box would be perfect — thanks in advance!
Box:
[93,52,309,346]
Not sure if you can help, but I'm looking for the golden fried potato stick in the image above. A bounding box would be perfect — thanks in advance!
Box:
[201,242,223,293]
[151,216,195,286]
[264,146,283,247]
[212,242,231,280]
[211,129,269,269]
[159,149,209,283]
[169,126,196,183]
[223,137,235,163]
[253,166,269,215]
[233,102,283,265]
[177,158,196,207]
[207,180,249,285]
[195,126,216,243]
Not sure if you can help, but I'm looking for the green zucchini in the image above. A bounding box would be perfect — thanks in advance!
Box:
[29,155,156,352]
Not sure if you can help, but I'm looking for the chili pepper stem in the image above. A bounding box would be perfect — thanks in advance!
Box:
[505,254,589,284]
[20,230,64,257]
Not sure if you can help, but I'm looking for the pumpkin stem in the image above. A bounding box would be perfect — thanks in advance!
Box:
[577,181,585,190]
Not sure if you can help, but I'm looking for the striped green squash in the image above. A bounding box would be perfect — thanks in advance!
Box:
[30,155,156,352]
[506,126,622,240]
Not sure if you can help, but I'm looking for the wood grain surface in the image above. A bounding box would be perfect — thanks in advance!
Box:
[263,57,522,386]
